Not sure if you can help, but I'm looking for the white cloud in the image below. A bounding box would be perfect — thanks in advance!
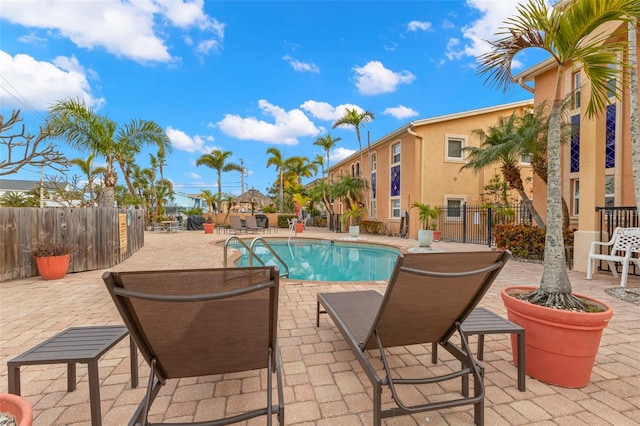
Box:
[166,126,217,153]
[0,51,103,110]
[283,55,320,73]
[330,147,356,162]
[407,20,432,32]
[383,105,419,119]
[185,171,201,179]
[445,0,526,62]
[352,61,415,95]
[218,100,323,145]
[300,101,362,121]
[0,0,225,63]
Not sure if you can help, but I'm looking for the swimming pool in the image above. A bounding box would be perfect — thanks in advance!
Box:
[233,239,399,281]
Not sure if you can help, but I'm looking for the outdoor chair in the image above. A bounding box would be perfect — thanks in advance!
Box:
[168,221,179,233]
[152,222,163,232]
[230,216,248,234]
[587,227,640,287]
[102,266,284,426]
[316,250,511,426]
[245,215,265,233]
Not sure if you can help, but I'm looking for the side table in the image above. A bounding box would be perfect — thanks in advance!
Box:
[7,325,138,426]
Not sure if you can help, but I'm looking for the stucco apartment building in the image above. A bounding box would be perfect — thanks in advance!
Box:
[514,19,640,273]
[326,100,535,241]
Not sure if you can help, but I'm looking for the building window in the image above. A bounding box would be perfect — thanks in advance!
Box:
[570,115,580,173]
[520,152,533,165]
[605,176,614,208]
[572,70,581,110]
[446,198,463,219]
[607,63,617,99]
[355,162,360,176]
[605,104,616,169]
[391,198,400,218]
[390,165,400,197]
[371,171,376,199]
[572,179,579,216]
[392,143,401,164]
[371,153,377,171]
[371,199,377,219]
[446,136,465,161]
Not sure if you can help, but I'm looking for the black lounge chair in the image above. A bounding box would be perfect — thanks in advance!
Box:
[316,250,510,425]
[103,266,284,426]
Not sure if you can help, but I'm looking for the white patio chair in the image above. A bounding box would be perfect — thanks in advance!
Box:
[586,227,640,287]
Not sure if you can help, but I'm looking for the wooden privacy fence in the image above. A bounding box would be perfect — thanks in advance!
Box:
[0,207,145,282]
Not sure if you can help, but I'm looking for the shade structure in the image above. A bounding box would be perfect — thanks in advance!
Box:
[233,188,273,213]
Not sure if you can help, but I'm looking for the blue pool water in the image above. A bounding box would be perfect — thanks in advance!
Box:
[233,239,399,281]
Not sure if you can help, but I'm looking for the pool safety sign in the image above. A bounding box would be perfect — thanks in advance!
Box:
[119,213,128,252]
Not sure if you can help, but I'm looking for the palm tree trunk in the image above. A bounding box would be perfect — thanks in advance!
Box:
[541,98,571,294]
[629,20,640,214]
[515,188,545,227]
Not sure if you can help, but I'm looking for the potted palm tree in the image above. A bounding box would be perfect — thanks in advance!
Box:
[477,0,638,388]
[340,204,363,237]
[29,240,78,280]
[411,202,442,247]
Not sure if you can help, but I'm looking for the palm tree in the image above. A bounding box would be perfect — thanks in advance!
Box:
[47,98,170,207]
[284,156,318,187]
[200,189,217,215]
[333,108,374,217]
[266,147,289,212]
[478,0,640,306]
[462,112,545,227]
[69,153,106,206]
[313,133,341,177]
[196,149,243,224]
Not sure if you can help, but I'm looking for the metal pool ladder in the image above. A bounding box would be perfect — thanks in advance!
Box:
[223,236,290,278]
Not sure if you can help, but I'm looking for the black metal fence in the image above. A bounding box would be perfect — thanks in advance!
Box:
[595,206,639,275]
[435,203,533,246]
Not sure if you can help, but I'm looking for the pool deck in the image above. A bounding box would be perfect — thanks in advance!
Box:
[1,227,639,425]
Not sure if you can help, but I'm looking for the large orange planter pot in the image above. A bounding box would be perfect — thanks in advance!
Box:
[203,223,215,234]
[501,286,613,388]
[295,223,304,233]
[0,393,33,426]
[35,254,71,280]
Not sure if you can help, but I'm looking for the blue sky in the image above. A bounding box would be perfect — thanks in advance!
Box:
[0,0,543,197]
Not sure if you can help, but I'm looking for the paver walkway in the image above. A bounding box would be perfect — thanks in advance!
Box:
[1,228,639,425]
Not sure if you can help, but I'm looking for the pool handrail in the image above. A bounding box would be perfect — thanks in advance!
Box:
[223,236,290,278]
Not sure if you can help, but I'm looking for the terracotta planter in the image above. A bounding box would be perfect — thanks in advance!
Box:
[501,286,613,388]
[295,223,304,233]
[0,393,33,426]
[433,230,441,241]
[35,254,71,280]
[203,223,215,234]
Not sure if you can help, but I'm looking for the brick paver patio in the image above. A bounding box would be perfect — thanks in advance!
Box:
[1,228,639,425]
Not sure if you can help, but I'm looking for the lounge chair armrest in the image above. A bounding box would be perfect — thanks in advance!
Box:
[589,239,614,255]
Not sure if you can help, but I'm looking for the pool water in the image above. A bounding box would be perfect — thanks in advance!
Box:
[233,239,399,281]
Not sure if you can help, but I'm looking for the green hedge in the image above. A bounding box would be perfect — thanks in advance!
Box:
[494,224,575,260]
[360,220,385,235]
[277,214,297,228]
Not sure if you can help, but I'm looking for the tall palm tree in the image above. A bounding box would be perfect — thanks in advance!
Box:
[478,0,640,306]
[462,112,545,227]
[314,154,325,179]
[284,156,318,187]
[333,108,374,216]
[313,133,341,178]
[196,149,243,224]
[47,98,170,207]
[266,147,289,212]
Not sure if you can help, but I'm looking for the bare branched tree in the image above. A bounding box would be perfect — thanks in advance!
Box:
[0,110,68,176]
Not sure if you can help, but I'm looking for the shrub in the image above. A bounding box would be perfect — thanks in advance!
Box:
[360,220,385,235]
[277,214,297,228]
[494,224,575,260]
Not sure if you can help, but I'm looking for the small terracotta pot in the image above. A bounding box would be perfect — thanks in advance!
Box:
[295,223,304,233]
[35,254,71,280]
[203,223,215,234]
[0,393,33,426]
[501,286,613,388]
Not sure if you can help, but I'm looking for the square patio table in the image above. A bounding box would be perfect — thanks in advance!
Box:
[7,325,138,426]
[432,307,526,392]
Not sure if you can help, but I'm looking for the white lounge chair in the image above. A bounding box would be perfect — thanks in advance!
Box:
[586,227,640,287]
